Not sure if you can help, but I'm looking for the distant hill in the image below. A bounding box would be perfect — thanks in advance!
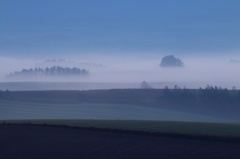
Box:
[1,88,240,121]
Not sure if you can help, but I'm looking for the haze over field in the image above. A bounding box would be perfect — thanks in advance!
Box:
[1,0,240,89]
[0,55,240,89]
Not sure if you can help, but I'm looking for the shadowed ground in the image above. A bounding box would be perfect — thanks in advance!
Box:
[0,125,240,159]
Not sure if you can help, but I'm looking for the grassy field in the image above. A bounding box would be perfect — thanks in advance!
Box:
[2,119,240,137]
[0,99,233,122]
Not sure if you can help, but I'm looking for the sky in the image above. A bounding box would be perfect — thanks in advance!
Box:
[0,0,240,87]
[1,0,240,58]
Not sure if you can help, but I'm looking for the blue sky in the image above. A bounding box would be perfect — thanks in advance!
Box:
[1,0,240,58]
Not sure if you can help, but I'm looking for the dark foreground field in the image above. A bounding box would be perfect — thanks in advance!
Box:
[1,124,240,159]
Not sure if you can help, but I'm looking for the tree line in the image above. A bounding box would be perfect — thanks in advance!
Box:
[7,66,89,78]
[161,85,240,106]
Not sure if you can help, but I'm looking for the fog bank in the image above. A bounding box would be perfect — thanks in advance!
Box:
[0,54,240,89]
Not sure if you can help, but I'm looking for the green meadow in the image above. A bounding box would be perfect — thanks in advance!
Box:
[2,119,240,137]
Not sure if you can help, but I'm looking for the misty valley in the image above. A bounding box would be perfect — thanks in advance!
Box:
[2,1,240,158]
[1,57,240,159]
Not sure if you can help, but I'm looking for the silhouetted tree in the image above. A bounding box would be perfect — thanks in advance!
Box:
[140,81,152,89]
[160,55,184,67]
